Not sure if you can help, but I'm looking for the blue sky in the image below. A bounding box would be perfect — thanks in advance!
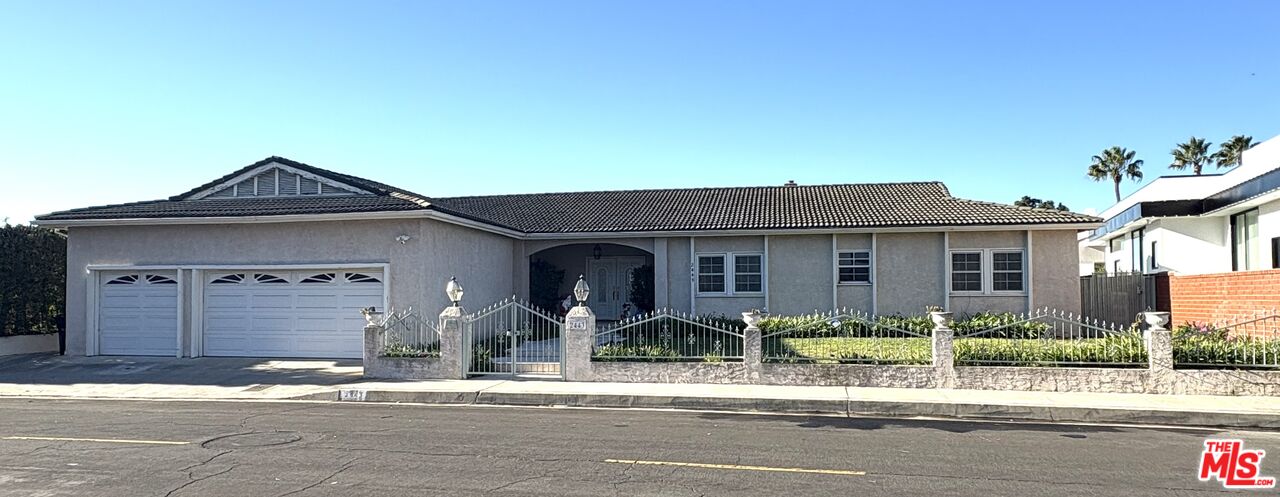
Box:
[1,1,1277,224]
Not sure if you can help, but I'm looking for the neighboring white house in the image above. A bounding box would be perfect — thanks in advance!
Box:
[1080,134,1280,276]
[35,157,1099,360]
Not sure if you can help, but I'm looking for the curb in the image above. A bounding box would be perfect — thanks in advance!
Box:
[312,388,1280,429]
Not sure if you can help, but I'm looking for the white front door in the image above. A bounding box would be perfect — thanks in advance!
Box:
[202,269,383,359]
[586,257,646,320]
[98,271,180,356]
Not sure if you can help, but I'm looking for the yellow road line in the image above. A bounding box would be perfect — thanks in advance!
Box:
[1,436,189,445]
[603,459,865,476]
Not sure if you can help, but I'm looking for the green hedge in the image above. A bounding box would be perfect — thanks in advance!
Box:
[0,224,65,336]
[765,337,930,364]
[1172,323,1280,368]
[955,334,1147,366]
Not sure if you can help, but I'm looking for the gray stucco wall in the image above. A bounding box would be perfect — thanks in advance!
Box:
[766,235,834,315]
[1032,230,1081,314]
[65,218,515,356]
[876,232,946,315]
[665,237,691,312]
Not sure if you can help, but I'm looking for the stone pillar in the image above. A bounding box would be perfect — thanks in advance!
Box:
[1143,311,1174,394]
[930,312,956,389]
[563,305,596,382]
[363,323,385,379]
[742,310,764,383]
[439,305,467,380]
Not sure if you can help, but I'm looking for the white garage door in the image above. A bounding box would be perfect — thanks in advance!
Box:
[98,271,179,356]
[202,269,383,359]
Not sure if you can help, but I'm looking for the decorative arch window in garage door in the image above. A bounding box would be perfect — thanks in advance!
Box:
[202,269,383,359]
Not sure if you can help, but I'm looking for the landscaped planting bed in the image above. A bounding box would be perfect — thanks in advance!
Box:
[1173,323,1280,369]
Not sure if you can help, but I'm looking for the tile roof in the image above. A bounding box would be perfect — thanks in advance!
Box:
[37,156,1101,231]
[432,183,1101,233]
[37,195,423,220]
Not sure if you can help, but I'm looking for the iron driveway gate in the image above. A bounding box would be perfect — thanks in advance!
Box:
[464,299,564,378]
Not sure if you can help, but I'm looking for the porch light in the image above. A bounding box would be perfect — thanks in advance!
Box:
[446,276,464,306]
[573,274,590,305]
[592,244,603,260]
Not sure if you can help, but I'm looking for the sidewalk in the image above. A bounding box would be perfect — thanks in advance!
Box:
[2,354,1277,429]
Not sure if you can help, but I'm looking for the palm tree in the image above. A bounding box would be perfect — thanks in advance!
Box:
[1169,136,1213,175]
[1213,135,1257,169]
[1088,146,1144,202]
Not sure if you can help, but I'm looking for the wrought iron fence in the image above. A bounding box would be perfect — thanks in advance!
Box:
[593,309,744,362]
[761,310,932,364]
[465,299,563,376]
[955,308,1145,367]
[1173,311,1280,369]
[380,308,441,358]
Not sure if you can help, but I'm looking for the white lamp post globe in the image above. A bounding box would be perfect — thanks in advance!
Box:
[446,277,464,306]
[573,274,590,305]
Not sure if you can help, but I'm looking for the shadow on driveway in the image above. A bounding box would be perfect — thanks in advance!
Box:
[0,353,363,387]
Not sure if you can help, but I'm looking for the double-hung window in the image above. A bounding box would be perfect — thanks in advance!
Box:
[733,254,763,293]
[837,250,872,284]
[950,252,983,292]
[991,251,1024,292]
[951,249,1026,294]
[697,255,726,293]
[696,252,764,295]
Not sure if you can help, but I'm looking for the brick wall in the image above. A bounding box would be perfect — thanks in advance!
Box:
[1167,269,1280,325]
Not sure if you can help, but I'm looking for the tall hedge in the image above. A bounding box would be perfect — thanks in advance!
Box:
[0,224,65,335]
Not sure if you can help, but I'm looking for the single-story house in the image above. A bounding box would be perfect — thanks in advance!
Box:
[35,157,1100,359]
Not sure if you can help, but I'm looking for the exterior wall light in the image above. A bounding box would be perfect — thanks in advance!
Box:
[573,274,590,306]
[446,276,464,306]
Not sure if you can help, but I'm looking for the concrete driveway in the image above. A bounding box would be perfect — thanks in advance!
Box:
[0,353,363,400]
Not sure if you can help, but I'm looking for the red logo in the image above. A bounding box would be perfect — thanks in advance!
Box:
[1199,439,1276,489]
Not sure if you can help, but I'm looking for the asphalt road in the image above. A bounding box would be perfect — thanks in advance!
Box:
[0,398,1272,496]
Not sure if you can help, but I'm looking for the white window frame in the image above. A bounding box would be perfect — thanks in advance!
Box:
[732,253,764,294]
[696,253,728,295]
[835,250,872,285]
[948,248,1027,296]
[990,249,1026,294]
[949,250,984,294]
[695,251,765,297]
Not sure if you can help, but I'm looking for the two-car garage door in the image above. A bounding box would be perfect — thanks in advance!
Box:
[202,270,383,359]
[96,268,383,359]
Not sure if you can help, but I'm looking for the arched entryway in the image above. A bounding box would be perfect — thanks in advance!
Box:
[529,243,655,321]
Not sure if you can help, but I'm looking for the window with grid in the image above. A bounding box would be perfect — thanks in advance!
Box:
[951,252,982,292]
[991,250,1024,292]
[697,255,726,293]
[733,254,763,293]
[837,251,871,284]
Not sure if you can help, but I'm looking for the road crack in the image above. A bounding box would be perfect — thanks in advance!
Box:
[274,456,360,497]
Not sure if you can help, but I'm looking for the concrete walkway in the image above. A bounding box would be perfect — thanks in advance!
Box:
[2,354,1278,429]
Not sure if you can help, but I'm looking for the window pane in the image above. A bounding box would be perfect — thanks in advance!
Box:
[952,273,981,292]
[734,255,761,274]
[734,274,762,293]
[698,274,724,293]
[698,256,724,274]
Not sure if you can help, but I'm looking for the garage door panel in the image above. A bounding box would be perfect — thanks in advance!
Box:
[250,316,293,331]
[250,294,294,308]
[294,294,339,308]
[206,294,249,308]
[202,269,382,359]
